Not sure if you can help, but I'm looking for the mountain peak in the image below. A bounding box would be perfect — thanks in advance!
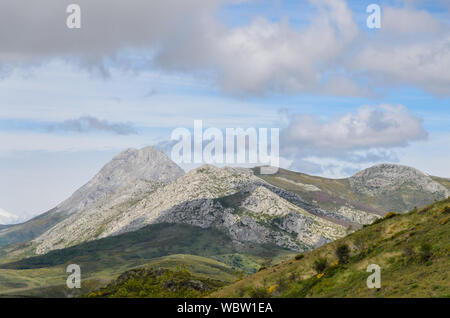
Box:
[350,163,449,198]
[56,146,185,215]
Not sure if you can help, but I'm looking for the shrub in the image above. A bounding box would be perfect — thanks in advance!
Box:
[295,254,304,260]
[313,257,328,274]
[439,206,450,214]
[335,244,351,263]
[267,284,278,294]
[384,211,399,219]
[248,286,271,298]
[419,243,432,263]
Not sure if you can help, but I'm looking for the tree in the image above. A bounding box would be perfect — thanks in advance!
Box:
[335,244,351,263]
[313,257,328,274]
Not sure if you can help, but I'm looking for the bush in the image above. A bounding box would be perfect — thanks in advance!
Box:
[248,286,271,298]
[384,211,399,219]
[419,243,432,263]
[335,244,351,263]
[295,254,304,260]
[439,206,450,214]
[313,257,328,274]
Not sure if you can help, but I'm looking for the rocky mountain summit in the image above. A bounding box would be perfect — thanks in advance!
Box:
[349,164,449,197]
[0,146,184,247]
[55,146,185,216]
[34,164,348,254]
[348,164,449,212]
[4,146,450,259]
[256,165,450,220]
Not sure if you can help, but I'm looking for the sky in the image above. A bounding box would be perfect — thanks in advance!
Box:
[0,0,450,222]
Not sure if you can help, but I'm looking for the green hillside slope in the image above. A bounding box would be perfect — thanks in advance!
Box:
[1,223,287,273]
[0,254,238,298]
[212,198,450,298]
[0,223,290,297]
[85,265,228,298]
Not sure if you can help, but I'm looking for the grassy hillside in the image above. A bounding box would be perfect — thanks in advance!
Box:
[0,223,291,297]
[0,254,238,298]
[0,223,288,273]
[85,266,228,298]
[212,198,450,298]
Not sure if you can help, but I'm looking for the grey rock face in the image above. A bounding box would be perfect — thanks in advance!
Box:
[34,164,347,254]
[32,158,446,257]
[56,146,185,216]
[349,164,449,197]
[0,146,185,247]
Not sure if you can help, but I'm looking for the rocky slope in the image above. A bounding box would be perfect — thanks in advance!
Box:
[256,164,450,218]
[33,165,348,254]
[0,146,184,247]
[7,146,449,261]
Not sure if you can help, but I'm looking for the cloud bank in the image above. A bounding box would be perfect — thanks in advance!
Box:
[0,208,22,225]
[281,104,428,170]
[0,0,449,96]
[46,116,137,135]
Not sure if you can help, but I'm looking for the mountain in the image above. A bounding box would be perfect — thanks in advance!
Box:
[255,164,450,218]
[32,164,350,255]
[20,155,450,257]
[3,146,449,258]
[1,146,449,298]
[0,146,185,247]
[212,198,450,298]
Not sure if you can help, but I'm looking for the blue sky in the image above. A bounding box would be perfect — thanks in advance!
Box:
[0,0,449,221]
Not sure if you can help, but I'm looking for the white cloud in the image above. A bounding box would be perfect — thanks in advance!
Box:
[281,104,428,160]
[46,116,137,135]
[353,35,450,96]
[0,207,22,224]
[382,7,444,35]
[1,0,450,96]
[152,0,359,95]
